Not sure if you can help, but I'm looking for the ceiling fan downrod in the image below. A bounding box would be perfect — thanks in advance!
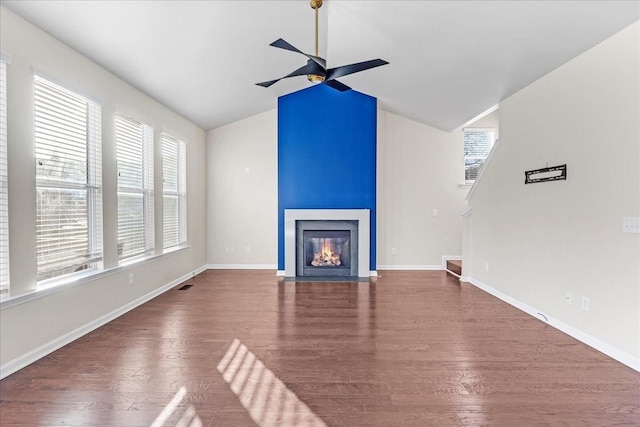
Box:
[310,0,322,57]
[308,0,324,83]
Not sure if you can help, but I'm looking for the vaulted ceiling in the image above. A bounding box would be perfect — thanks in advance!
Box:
[3,1,638,131]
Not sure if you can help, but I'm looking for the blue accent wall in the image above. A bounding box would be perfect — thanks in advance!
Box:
[278,84,377,270]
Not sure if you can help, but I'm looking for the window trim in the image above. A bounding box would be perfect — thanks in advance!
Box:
[33,74,103,283]
[115,112,155,261]
[161,133,187,249]
[463,127,496,184]
[0,244,191,309]
[0,56,9,295]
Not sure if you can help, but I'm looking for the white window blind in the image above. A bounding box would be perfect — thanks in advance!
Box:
[0,59,9,294]
[162,134,186,249]
[116,113,154,260]
[464,128,495,182]
[34,75,103,282]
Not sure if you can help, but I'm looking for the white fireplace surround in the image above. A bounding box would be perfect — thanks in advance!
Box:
[281,209,372,278]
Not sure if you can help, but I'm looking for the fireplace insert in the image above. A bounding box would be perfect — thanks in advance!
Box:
[296,220,358,277]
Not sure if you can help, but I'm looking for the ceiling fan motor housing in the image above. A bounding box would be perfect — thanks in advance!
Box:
[308,74,325,83]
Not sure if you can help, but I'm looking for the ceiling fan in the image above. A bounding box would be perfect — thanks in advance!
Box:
[256,0,389,92]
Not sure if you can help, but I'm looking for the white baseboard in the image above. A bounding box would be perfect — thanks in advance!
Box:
[192,265,208,276]
[466,277,640,372]
[206,264,277,270]
[376,265,443,271]
[276,270,285,277]
[0,265,208,380]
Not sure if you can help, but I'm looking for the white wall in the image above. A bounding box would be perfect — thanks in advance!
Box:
[466,22,640,366]
[0,7,207,373]
[461,110,499,274]
[205,108,469,271]
[206,110,278,267]
[464,110,499,139]
[377,110,468,268]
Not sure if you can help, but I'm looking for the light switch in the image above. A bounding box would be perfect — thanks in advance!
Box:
[432,209,438,217]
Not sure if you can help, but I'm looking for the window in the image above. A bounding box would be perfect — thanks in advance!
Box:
[34,75,102,282]
[116,113,154,260]
[0,57,9,294]
[464,127,495,182]
[162,134,186,249]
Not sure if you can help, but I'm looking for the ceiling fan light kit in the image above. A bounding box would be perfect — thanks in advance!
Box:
[256,0,388,93]
[307,74,325,84]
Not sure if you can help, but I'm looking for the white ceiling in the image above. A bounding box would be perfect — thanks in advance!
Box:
[2,1,638,131]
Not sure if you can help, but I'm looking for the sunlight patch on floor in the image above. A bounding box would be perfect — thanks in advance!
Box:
[151,385,203,427]
[217,338,327,427]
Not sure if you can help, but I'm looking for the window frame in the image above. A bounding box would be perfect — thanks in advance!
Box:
[34,74,103,284]
[0,56,9,294]
[162,133,187,249]
[115,112,154,262]
[464,127,496,184]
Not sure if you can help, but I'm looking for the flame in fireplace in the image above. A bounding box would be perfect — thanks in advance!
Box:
[321,239,333,257]
[312,239,341,267]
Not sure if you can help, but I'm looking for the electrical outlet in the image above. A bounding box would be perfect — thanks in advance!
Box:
[582,296,589,311]
[432,209,438,217]
[623,217,640,234]
[128,273,134,285]
[245,246,251,254]
[565,292,572,304]
[225,247,234,254]
[391,247,397,255]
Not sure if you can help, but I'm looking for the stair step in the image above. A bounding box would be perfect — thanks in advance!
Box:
[446,259,462,277]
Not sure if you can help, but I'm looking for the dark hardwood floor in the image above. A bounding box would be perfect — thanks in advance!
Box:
[1,270,638,426]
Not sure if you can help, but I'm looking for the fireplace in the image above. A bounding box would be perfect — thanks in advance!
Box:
[296,220,358,277]
[283,209,371,278]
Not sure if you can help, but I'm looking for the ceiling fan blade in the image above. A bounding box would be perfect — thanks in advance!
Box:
[269,38,326,69]
[256,61,320,88]
[270,38,303,53]
[326,59,388,81]
[323,79,351,92]
[255,79,281,88]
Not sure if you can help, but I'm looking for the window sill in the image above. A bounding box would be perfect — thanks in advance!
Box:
[459,183,474,189]
[163,243,189,255]
[0,244,191,310]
